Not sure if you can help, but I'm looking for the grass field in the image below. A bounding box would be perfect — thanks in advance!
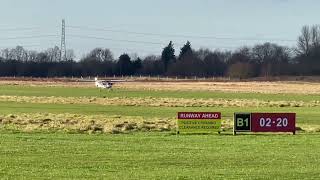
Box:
[0,81,320,179]
[1,132,319,179]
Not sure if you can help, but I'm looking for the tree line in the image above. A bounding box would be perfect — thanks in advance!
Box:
[1,25,320,78]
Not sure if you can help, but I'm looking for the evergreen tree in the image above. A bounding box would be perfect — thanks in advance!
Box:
[179,41,192,60]
[132,57,142,74]
[161,41,175,72]
[117,53,133,75]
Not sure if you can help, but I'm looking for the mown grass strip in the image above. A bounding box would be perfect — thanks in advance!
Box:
[0,132,319,179]
[1,85,320,101]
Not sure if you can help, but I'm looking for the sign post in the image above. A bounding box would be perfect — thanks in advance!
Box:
[234,113,296,135]
[177,112,221,134]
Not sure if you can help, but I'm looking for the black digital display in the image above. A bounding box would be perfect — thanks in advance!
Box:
[234,113,251,131]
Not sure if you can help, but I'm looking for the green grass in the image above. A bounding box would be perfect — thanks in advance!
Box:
[0,132,319,179]
[1,85,320,101]
[1,84,320,179]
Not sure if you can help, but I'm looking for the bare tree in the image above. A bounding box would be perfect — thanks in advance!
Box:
[297,25,313,56]
[3,46,28,61]
[102,49,114,62]
[311,25,320,48]
[0,48,10,60]
[252,43,289,63]
[87,48,114,62]
[66,49,75,61]
[195,48,212,61]
[141,55,163,75]
[46,46,60,62]
[15,46,27,61]
[26,50,38,62]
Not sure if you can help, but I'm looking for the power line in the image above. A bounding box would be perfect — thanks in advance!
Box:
[68,34,164,45]
[0,23,296,56]
[0,35,59,40]
[67,25,297,42]
[0,32,236,51]
[68,34,239,49]
[0,34,241,52]
[0,44,42,48]
[0,27,41,32]
[0,25,296,42]
[0,33,245,50]
[110,47,160,55]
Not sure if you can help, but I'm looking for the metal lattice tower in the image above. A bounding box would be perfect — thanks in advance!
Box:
[60,19,66,61]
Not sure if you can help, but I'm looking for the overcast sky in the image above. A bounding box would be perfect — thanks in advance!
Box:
[1,0,319,59]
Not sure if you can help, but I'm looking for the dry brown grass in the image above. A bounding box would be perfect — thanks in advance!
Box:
[1,95,319,108]
[0,113,317,133]
[0,113,175,134]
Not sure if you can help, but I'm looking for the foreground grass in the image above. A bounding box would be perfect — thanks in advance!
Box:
[0,132,319,179]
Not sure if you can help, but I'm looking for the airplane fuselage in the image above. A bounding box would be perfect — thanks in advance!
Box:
[95,81,113,89]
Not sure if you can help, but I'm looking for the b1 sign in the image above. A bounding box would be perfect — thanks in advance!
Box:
[251,113,296,133]
[234,113,296,135]
[177,112,221,134]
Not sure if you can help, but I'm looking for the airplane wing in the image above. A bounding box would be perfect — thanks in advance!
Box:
[76,78,129,82]
[77,78,129,83]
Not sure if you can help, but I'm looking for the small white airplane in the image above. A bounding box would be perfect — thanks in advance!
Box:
[94,77,125,90]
